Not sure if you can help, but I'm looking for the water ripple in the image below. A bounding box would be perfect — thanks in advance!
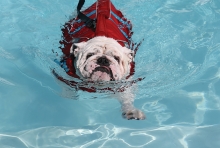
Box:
[0,124,219,148]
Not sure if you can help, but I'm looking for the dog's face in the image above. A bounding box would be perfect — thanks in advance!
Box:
[71,36,134,81]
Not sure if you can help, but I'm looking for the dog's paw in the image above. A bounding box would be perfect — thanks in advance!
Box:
[122,109,146,120]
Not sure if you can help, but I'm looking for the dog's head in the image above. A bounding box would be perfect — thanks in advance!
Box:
[71,36,134,81]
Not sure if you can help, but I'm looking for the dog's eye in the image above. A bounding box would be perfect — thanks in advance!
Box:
[114,56,120,63]
[86,53,94,59]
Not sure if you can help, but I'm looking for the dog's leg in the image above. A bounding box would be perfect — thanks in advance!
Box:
[116,88,146,120]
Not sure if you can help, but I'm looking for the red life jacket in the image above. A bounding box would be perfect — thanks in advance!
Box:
[56,0,143,92]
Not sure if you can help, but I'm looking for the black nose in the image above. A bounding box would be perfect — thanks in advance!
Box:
[97,57,110,66]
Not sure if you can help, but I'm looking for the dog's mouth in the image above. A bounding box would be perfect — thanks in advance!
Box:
[94,66,110,74]
[90,66,115,81]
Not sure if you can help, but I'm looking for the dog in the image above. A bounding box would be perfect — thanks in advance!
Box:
[56,0,146,120]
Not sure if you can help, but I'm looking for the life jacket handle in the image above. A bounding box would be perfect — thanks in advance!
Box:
[77,0,96,29]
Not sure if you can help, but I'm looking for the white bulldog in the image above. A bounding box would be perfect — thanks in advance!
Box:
[71,36,146,120]
[71,36,133,81]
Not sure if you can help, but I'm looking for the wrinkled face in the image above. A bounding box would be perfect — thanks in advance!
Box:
[71,36,134,81]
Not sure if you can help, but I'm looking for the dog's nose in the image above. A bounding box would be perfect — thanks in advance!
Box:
[97,56,110,66]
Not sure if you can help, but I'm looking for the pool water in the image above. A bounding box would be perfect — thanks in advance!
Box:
[1,0,220,147]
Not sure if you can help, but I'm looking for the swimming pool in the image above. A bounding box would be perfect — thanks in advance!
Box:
[0,0,220,147]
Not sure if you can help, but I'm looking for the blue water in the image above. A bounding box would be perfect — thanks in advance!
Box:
[1,0,220,147]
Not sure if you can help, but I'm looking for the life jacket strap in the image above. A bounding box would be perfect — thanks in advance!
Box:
[77,0,96,29]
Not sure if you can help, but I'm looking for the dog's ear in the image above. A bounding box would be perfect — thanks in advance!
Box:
[122,47,134,62]
[71,42,87,57]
